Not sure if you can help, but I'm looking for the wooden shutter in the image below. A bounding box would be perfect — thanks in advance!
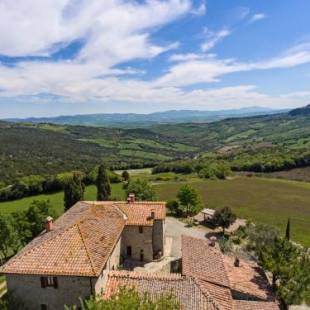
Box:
[40,277,46,288]
[53,277,58,289]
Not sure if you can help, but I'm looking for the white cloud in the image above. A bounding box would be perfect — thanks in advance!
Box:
[155,42,310,87]
[0,0,190,61]
[191,1,206,16]
[201,28,231,52]
[249,13,266,24]
[0,1,309,112]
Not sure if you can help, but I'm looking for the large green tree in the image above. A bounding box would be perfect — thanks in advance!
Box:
[0,214,19,264]
[258,237,310,306]
[126,179,156,201]
[212,207,236,234]
[247,223,279,253]
[96,164,111,201]
[65,287,180,310]
[12,200,54,245]
[177,185,202,217]
[64,173,85,211]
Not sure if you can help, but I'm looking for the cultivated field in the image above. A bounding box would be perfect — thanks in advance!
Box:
[0,176,309,246]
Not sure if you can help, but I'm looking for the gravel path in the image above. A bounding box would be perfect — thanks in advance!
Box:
[165,216,212,258]
[165,216,246,258]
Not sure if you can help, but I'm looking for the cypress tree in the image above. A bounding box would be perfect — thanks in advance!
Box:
[64,173,85,211]
[122,170,130,182]
[96,164,111,201]
[285,218,290,240]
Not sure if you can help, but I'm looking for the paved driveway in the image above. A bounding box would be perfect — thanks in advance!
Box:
[165,216,212,258]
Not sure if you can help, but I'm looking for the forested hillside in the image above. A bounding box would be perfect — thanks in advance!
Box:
[0,121,195,187]
[0,108,309,190]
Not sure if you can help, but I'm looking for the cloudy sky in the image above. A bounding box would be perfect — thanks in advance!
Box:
[1,0,310,117]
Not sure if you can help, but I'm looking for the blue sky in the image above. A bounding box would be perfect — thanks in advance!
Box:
[0,0,310,117]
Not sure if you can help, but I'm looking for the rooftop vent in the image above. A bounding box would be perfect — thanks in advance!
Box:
[45,216,54,232]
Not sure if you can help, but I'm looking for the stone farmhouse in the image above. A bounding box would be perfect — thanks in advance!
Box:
[1,195,280,310]
[0,195,166,309]
[103,236,280,310]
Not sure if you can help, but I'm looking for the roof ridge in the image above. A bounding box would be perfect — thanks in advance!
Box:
[191,277,222,310]
[110,203,128,221]
[76,223,96,276]
[108,271,183,281]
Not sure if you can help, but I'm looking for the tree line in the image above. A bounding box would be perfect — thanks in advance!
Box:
[0,168,122,202]
[152,147,310,177]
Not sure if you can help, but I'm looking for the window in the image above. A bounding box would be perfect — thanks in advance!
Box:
[138,226,143,234]
[40,276,58,289]
[140,249,144,262]
[41,304,48,310]
[126,246,132,257]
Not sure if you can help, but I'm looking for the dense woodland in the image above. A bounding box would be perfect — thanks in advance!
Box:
[0,106,309,201]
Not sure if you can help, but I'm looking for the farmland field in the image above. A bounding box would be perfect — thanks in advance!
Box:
[0,175,309,246]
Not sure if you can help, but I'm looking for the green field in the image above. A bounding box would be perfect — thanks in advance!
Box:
[154,177,310,247]
[0,183,125,217]
[0,176,309,247]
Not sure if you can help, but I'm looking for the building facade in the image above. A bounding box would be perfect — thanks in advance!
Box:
[0,196,166,310]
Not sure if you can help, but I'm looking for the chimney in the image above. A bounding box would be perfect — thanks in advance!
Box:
[234,257,240,267]
[45,216,54,232]
[150,210,155,219]
[209,236,217,247]
[128,193,135,203]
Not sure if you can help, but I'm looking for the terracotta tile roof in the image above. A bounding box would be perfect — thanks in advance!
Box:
[104,271,220,310]
[223,256,276,301]
[117,202,166,226]
[233,300,280,310]
[88,201,166,226]
[0,202,126,276]
[181,235,233,310]
[0,200,166,276]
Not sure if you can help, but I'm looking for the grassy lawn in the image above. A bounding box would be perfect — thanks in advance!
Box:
[154,177,310,247]
[0,183,125,217]
[0,175,309,247]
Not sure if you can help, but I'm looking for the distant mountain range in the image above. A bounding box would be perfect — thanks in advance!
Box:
[289,104,310,116]
[5,106,289,128]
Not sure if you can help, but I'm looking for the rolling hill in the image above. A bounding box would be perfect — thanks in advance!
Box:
[0,106,309,186]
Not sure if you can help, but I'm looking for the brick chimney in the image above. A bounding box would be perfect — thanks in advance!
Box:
[234,257,240,267]
[45,216,54,232]
[209,236,217,247]
[128,193,135,203]
[150,210,155,219]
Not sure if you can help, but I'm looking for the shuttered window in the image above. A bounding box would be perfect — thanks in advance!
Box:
[40,276,58,289]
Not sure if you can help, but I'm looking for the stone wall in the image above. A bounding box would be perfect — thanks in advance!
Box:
[121,226,153,262]
[94,236,121,295]
[152,219,165,257]
[6,237,122,309]
[6,274,94,310]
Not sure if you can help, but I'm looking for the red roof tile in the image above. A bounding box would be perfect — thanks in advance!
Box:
[181,235,233,310]
[233,300,280,310]
[104,271,220,310]
[0,202,126,276]
[1,200,166,277]
[223,255,276,301]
